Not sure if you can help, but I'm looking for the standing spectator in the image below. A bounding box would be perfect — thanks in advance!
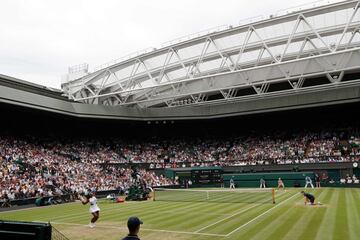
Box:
[220,175,224,188]
[277,178,285,189]
[122,216,143,240]
[260,178,266,188]
[188,179,192,188]
[305,176,314,188]
[315,174,321,188]
[321,172,328,183]
[229,177,235,189]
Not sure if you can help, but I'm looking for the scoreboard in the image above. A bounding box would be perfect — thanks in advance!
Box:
[191,168,223,184]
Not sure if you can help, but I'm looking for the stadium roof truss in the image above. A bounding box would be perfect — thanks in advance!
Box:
[62,0,360,108]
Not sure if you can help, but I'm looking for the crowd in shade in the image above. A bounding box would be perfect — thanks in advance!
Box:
[1,127,360,201]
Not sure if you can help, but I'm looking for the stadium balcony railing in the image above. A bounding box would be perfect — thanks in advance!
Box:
[0,187,180,208]
[101,156,356,169]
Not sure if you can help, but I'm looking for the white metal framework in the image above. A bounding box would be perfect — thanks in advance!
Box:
[62,0,360,108]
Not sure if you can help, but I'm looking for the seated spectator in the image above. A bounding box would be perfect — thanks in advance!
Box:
[1,193,11,208]
[352,174,358,182]
[1,125,360,201]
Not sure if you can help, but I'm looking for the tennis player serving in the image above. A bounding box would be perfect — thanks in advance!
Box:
[80,191,100,228]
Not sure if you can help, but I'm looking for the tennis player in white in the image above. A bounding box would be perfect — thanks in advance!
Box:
[304,176,314,188]
[81,191,100,228]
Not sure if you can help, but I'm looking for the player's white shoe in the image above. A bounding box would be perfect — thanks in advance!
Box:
[89,223,95,228]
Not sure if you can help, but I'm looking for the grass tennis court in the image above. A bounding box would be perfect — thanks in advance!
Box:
[0,188,358,240]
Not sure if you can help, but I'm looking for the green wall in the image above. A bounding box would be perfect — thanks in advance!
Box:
[223,172,315,188]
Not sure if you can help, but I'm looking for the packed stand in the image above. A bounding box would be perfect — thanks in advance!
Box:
[1,127,360,201]
[0,137,174,202]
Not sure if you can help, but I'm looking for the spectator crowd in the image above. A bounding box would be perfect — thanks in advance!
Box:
[1,127,360,201]
[0,137,174,202]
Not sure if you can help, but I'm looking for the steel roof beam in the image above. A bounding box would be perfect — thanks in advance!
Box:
[63,0,359,89]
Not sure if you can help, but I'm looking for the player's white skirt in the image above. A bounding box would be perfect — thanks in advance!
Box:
[89,206,100,213]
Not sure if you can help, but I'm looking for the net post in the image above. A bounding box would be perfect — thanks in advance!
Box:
[153,189,156,201]
[272,188,275,204]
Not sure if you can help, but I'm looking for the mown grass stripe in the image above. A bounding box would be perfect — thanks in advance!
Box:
[314,188,337,240]
[235,194,297,240]
[353,188,360,219]
[225,192,299,237]
[202,204,269,235]
[93,202,201,227]
[347,189,360,240]
[146,202,248,230]
[174,201,251,230]
[196,190,292,234]
[333,188,349,240]
[296,188,332,240]
[248,190,303,240]
[103,200,242,230]
[281,189,325,240]
[135,201,228,223]
[51,221,227,237]
[61,200,192,223]
[1,188,359,240]
[195,203,260,233]
[0,203,83,221]
[263,196,308,240]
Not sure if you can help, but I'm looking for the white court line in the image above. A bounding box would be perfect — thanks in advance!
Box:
[47,200,161,221]
[0,199,151,214]
[50,202,144,221]
[225,193,299,236]
[32,220,46,223]
[156,209,231,217]
[194,204,260,233]
[0,201,79,213]
[194,189,287,233]
[52,201,226,222]
[51,221,227,237]
[53,206,232,223]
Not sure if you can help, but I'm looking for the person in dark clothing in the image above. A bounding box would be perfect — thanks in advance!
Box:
[260,178,266,188]
[301,191,317,205]
[315,174,321,188]
[122,216,143,240]
[1,194,11,208]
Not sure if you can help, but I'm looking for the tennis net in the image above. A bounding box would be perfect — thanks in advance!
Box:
[153,188,276,204]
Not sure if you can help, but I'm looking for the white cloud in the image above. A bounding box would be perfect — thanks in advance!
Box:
[0,0,324,89]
